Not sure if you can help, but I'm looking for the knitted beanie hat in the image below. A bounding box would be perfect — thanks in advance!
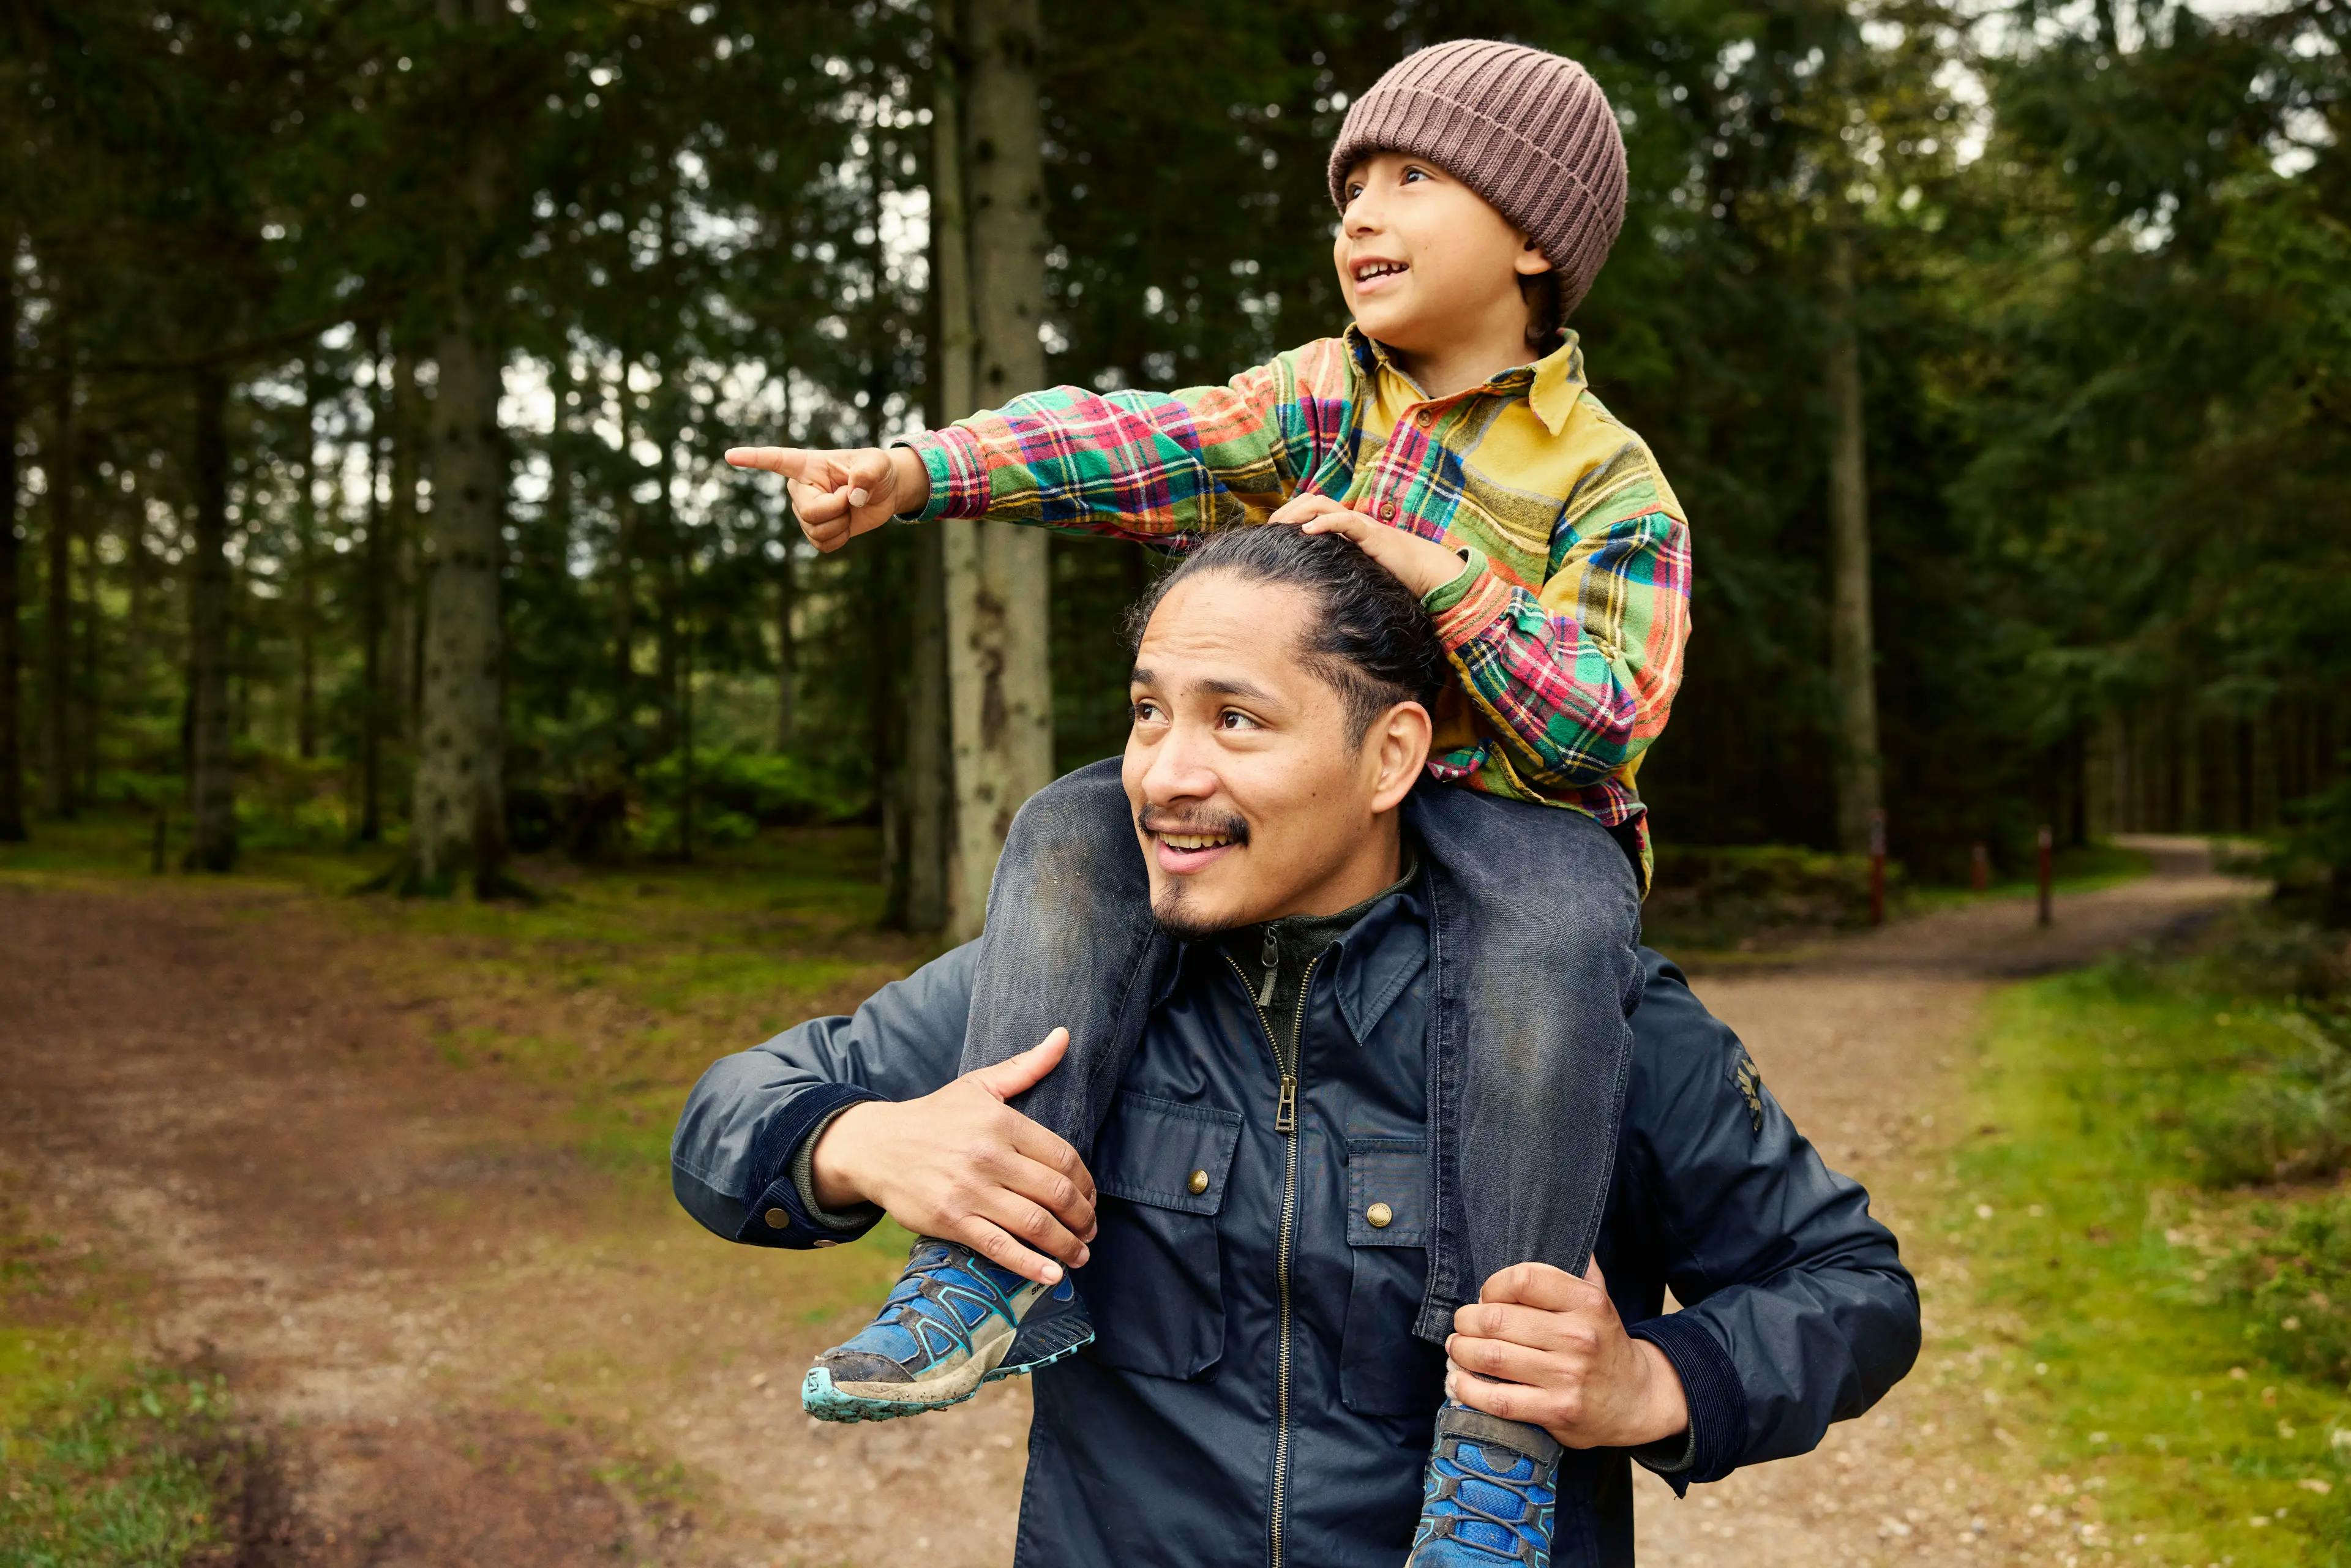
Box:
[1328,39,1628,318]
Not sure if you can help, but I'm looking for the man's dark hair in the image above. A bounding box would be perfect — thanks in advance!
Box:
[1122,525,1452,741]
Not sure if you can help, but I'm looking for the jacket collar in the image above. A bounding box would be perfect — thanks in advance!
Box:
[1341,323,1586,436]
[1157,867,1430,1045]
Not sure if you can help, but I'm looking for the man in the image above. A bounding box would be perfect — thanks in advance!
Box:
[671,528,1919,1567]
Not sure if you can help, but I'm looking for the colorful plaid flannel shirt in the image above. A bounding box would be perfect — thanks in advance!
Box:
[903,326,1692,890]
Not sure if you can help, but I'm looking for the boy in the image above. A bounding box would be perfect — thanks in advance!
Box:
[727,38,1690,1568]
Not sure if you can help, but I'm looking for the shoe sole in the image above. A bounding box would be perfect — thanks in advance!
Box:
[801,1316,1096,1424]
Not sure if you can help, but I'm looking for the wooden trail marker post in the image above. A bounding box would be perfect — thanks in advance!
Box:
[2036,823,2055,927]
[1867,808,1888,927]
[1970,841,1989,893]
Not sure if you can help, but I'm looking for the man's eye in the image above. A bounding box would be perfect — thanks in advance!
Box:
[1217,709,1259,731]
[1131,699,1167,724]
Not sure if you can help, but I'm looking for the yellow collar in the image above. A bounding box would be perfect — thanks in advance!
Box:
[1344,324,1586,433]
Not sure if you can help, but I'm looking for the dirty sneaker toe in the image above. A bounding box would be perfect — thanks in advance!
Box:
[800,1237,1094,1423]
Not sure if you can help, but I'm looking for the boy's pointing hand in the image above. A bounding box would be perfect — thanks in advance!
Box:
[1270,491,1470,598]
[725,444,932,552]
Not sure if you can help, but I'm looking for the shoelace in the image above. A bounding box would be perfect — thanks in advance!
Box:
[1432,1443,1550,1555]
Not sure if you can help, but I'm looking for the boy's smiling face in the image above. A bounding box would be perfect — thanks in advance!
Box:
[1335,152,1555,381]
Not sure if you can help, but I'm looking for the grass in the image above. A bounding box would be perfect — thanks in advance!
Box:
[1922,915,2351,1565]
[0,1195,242,1567]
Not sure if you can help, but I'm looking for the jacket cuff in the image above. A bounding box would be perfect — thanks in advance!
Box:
[732,1082,885,1248]
[790,1103,885,1234]
[1425,557,1515,651]
[897,429,985,522]
[1625,1312,1745,1490]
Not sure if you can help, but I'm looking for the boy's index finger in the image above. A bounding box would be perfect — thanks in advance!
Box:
[723,445,810,478]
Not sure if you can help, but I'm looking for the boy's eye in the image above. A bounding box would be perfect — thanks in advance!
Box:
[1401,166,1428,184]
[1344,182,1364,201]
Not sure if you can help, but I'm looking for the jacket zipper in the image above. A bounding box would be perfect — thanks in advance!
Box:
[1223,945,1321,1568]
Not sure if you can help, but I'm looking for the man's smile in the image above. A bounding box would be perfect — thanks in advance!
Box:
[1138,810,1249,876]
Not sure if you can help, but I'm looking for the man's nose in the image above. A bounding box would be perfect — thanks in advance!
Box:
[1139,722,1221,805]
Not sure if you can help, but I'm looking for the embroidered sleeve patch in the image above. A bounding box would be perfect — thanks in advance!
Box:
[1732,1051,1765,1135]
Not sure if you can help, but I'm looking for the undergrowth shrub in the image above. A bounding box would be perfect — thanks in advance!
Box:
[2229,1196,2351,1387]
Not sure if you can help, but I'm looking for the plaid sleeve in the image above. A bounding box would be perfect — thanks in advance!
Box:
[1429,501,1692,797]
[901,342,1349,544]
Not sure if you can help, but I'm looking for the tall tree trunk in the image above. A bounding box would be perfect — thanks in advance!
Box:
[771,548,797,751]
[390,347,421,738]
[358,330,390,842]
[0,240,23,842]
[407,305,509,895]
[295,361,320,759]
[186,367,237,871]
[1823,225,1881,855]
[940,0,1056,940]
[77,468,99,803]
[42,341,74,817]
[903,526,951,932]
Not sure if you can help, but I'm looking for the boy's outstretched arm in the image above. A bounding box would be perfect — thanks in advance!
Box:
[727,343,1346,551]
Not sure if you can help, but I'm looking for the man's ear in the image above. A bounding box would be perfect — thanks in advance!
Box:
[1367,701,1434,813]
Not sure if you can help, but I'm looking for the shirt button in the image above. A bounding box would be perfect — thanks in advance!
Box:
[1366,1202,1395,1229]
[763,1207,790,1229]
[1187,1169,1210,1195]
[1379,498,1398,520]
[1415,410,1434,429]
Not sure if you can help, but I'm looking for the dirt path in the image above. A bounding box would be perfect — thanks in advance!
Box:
[0,839,2251,1566]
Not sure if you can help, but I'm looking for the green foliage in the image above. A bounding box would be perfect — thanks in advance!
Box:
[2232,1196,2351,1389]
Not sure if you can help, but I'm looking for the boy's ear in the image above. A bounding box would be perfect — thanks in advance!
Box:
[1513,237,1554,278]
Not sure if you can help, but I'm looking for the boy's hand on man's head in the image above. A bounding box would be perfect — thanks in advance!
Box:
[724,443,932,552]
[1445,1258,1691,1451]
[1269,491,1471,599]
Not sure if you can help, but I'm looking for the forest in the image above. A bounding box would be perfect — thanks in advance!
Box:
[1,0,2345,931]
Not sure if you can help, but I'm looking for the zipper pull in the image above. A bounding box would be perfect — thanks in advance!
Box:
[1275,1073,1298,1134]
[1258,928,1279,1008]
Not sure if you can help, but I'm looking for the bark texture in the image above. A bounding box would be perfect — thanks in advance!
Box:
[942,0,1056,941]
[0,246,23,842]
[186,367,238,871]
[358,334,389,842]
[407,320,508,894]
[42,343,73,817]
[1824,226,1882,855]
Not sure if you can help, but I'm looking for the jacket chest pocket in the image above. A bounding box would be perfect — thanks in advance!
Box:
[1083,1091,1240,1381]
[1341,1136,1445,1416]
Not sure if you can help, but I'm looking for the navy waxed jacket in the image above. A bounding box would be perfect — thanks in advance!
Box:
[671,874,1919,1567]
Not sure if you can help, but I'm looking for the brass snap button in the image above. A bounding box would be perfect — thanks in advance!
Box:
[1365,1201,1394,1229]
[763,1207,790,1229]
[1187,1169,1210,1196]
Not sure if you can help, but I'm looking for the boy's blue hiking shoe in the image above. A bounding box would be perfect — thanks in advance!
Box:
[1404,1403,1562,1566]
[801,1237,1094,1422]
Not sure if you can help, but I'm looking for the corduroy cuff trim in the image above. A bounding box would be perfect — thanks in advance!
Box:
[1427,561,1515,650]
[733,1082,885,1247]
[1625,1312,1747,1491]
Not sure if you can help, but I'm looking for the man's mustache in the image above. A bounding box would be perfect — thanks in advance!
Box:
[1136,807,1250,846]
